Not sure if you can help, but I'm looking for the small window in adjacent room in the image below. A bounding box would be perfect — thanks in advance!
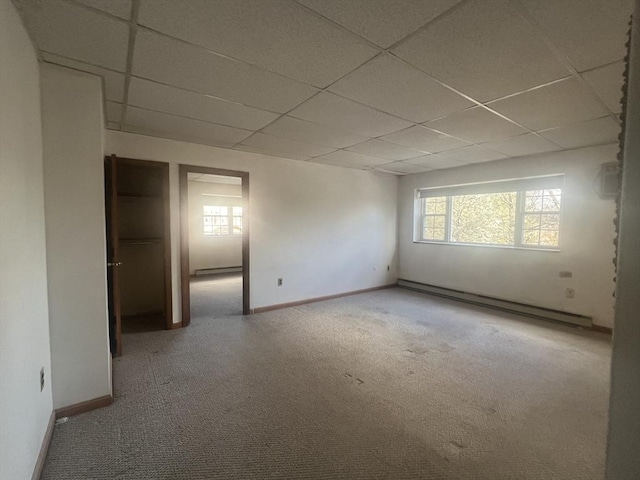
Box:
[203,205,243,236]
[415,176,563,249]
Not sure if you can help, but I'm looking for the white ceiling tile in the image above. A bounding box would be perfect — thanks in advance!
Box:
[297,0,462,48]
[380,125,470,153]
[105,102,122,123]
[232,145,311,162]
[520,0,634,72]
[122,125,237,149]
[582,61,626,114]
[329,54,473,122]
[346,139,425,161]
[488,77,609,131]
[308,157,371,170]
[137,0,377,88]
[22,0,129,71]
[405,154,467,170]
[240,133,336,158]
[317,150,390,167]
[483,133,561,157]
[289,92,412,137]
[74,0,131,19]
[378,161,431,174]
[441,145,508,163]
[125,106,253,146]
[538,116,621,149]
[40,52,126,102]
[425,107,527,143]
[392,0,569,102]
[261,116,369,149]
[132,29,318,114]
[127,77,279,131]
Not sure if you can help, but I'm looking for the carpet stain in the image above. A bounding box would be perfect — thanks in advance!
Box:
[444,441,466,456]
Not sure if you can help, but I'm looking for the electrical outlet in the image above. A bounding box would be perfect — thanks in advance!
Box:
[277,278,283,286]
[565,288,575,299]
[40,367,45,392]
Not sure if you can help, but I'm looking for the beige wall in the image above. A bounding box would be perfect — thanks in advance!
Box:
[40,63,112,409]
[188,180,243,274]
[398,144,618,328]
[0,0,53,478]
[106,130,399,321]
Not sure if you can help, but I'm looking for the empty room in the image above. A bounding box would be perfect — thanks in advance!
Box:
[1,1,639,480]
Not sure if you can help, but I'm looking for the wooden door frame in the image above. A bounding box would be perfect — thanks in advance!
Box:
[105,155,173,339]
[179,164,250,326]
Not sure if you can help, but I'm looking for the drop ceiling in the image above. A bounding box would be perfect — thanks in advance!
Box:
[19,0,631,175]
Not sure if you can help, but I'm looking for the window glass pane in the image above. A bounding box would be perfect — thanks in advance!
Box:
[219,226,229,235]
[233,217,242,226]
[541,214,559,229]
[233,226,242,234]
[424,227,445,241]
[232,206,243,216]
[542,195,561,212]
[203,216,213,225]
[525,196,543,212]
[524,214,541,229]
[450,192,517,245]
[425,197,446,214]
[433,216,445,229]
[523,230,540,244]
[539,230,559,246]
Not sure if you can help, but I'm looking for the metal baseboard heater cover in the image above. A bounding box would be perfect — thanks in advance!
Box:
[195,266,242,277]
[398,279,592,328]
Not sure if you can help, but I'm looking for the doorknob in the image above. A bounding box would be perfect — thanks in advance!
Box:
[107,262,122,267]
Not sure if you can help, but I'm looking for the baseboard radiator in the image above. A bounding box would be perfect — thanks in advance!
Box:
[195,266,242,277]
[397,279,592,328]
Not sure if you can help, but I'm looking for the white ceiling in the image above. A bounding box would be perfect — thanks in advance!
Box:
[19,0,632,176]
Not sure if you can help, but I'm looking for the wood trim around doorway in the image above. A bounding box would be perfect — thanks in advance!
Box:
[179,165,250,326]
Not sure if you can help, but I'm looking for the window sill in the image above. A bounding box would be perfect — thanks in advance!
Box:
[412,240,560,252]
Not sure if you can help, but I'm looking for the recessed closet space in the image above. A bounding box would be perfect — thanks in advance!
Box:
[106,157,172,343]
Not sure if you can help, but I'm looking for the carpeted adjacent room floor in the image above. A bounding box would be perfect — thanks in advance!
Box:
[41,287,611,479]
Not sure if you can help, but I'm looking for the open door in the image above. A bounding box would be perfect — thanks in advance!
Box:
[105,154,122,356]
[179,164,250,326]
[105,155,173,354]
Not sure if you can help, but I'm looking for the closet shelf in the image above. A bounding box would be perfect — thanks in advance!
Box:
[117,193,162,199]
[119,237,163,245]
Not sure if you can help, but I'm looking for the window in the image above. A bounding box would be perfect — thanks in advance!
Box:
[203,205,243,236]
[416,176,563,249]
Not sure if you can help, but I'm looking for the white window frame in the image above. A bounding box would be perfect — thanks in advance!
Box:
[203,205,243,237]
[414,175,564,251]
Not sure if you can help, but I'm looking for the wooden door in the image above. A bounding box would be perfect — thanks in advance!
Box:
[105,155,122,355]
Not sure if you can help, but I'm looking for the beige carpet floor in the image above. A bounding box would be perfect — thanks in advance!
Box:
[42,287,611,479]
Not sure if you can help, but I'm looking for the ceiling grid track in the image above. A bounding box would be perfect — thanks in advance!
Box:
[118,0,140,130]
[24,0,631,174]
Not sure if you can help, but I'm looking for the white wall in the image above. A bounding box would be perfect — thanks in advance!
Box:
[40,64,112,409]
[606,1,640,476]
[188,180,243,274]
[106,131,399,321]
[0,0,53,478]
[398,144,618,328]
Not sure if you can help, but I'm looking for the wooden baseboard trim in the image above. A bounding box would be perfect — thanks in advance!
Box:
[55,394,113,419]
[170,321,183,329]
[252,283,397,314]
[31,410,55,480]
[590,325,613,335]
